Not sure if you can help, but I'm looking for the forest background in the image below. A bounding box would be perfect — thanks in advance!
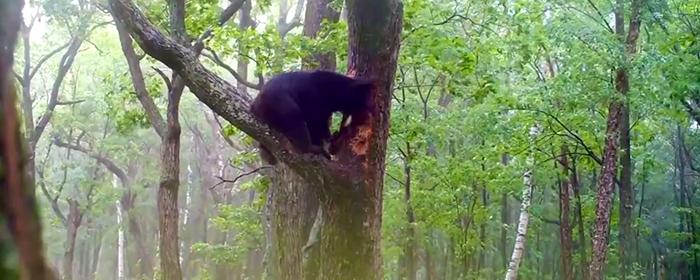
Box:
[0,0,699,279]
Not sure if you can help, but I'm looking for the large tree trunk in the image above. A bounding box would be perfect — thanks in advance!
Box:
[268,168,318,280]
[265,1,341,279]
[310,1,402,278]
[0,1,55,278]
[589,0,642,278]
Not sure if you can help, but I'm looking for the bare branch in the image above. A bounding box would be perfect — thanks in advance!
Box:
[28,42,71,81]
[202,49,262,90]
[36,143,68,225]
[585,0,614,33]
[152,66,173,92]
[13,70,22,84]
[211,166,270,189]
[53,137,130,186]
[56,99,85,106]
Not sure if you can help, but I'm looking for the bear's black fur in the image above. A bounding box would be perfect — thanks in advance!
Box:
[250,70,373,164]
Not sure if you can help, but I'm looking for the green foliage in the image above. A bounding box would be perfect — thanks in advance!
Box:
[191,204,263,265]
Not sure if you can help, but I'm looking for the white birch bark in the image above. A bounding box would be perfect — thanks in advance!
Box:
[504,125,539,280]
[114,175,125,280]
[180,164,193,264]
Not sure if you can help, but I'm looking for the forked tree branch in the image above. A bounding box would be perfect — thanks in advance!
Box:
[113,16,167,138]
[32,37,84,148]
[53,138,130,187]
[202,49,263,90]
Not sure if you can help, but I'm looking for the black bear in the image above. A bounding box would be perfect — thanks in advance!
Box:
[250,70,373,164]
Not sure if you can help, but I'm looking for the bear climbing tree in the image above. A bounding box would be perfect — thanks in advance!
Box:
[250,70,373,165]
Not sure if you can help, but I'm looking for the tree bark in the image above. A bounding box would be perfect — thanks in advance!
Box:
[589,0,643,278]
[157,1,187,278]
[1,1,55,278]
[618,73,634,280]
[679,128,700,277]
[268,168,318,280]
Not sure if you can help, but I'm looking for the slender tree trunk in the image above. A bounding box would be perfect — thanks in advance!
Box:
[589,101,622,278]
[676,126,691,279]
[589,1,642,278]
[157,82,184,280]
[558,148,574,280]
[504,126,538,280]
[571,159,587,280]
[501,193,509,268]
[478,186,488,274]
[402,143,417,280]
[63,200,82,280]
[156,1,187,279]
[113,176,126,280]
[237,0,253,94]
[619,94,634,280]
